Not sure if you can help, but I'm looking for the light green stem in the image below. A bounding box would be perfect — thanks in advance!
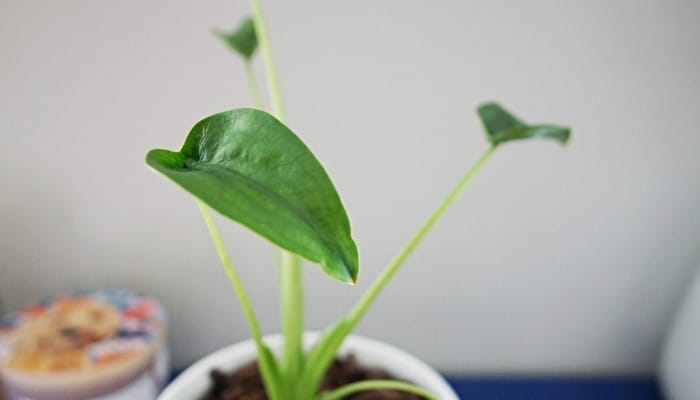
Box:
[281,250,304,384]
[317,380,439,400]
[244,60,263,109]
[302,146,499,394]
[346,146,497,330]
[250,0,286,120]
[196,200,265,345]
[250,0,305,391]
[196,200,283,400]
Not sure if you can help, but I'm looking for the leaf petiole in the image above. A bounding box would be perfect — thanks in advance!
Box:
[250,0,285,120]
[195,200,283,400]
[317,380,439,400]
[244,60,263,109]
[304,146,498,392]
[346,145,497,327]
[280,250,305,391]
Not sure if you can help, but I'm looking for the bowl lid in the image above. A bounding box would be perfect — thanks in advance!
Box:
[0,288,166,378]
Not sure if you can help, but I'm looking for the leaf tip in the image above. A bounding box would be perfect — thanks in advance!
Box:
[557,126,572,145]
[145,148,186,171]
[211,28,226,40]
[322,249,359,285]
[145,148,162,167]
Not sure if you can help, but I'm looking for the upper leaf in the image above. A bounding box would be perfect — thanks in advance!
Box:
[477,102,570,146]
[146,109,358,283]
[215,17,258,60]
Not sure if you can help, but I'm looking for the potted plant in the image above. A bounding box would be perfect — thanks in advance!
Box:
[147,1,571,399]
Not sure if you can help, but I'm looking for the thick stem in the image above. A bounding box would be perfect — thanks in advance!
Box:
[281,250,304,383]
[244,59,263,109]
[345,146,497,328]
[317,380,439,400]
[250,0,305,390]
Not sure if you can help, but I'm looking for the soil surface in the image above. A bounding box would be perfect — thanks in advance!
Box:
[202,354,427,400]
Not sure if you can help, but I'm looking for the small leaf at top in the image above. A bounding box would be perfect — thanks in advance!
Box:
[477,102,570,146]
[146,109,358,283]
[215,17,257,60]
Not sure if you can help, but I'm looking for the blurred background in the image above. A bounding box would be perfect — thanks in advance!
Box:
[1,0,699,376]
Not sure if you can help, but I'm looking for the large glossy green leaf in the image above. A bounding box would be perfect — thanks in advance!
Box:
[146,109,358,283]
[477,102,570,145]
[215,17,257,60]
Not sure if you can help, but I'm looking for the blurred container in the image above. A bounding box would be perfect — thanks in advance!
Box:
[660,266,700,400]
[0,289,168,400]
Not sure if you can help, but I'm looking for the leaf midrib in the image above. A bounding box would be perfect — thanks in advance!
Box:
[188,158,352,278]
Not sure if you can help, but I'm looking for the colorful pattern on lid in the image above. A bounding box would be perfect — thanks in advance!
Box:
[0,289,166,374]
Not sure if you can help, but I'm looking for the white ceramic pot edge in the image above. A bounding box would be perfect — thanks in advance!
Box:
[159,333,459,400]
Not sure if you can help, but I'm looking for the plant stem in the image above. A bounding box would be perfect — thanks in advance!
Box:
[302,146,499,394]
[250,0,286,120]
[317,380,439,400]
[345,146,497,330]
[196,199,284,400]
[250,0,305,391]
[195,199,265,346]
[197,199,263,344]
[281,250,304,383]
[244,60,263,109]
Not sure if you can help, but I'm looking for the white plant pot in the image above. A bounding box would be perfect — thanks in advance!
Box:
[159,333,458,400]
[660,267,700,400]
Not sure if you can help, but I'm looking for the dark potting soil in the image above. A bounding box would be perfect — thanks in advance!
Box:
[202,354,427,400]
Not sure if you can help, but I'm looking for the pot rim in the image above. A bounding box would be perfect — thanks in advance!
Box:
[159,332,458,400]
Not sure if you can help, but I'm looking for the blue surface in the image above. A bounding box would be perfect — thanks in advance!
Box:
[170,370,663,399]
[445,376,663,400]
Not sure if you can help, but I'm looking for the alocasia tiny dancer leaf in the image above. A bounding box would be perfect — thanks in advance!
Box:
[146,108,358,283]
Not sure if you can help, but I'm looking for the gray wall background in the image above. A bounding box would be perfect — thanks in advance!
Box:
[1,0,699,374]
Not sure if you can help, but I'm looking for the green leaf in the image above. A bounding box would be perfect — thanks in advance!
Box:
[300,319,353,398]
[477,102,570,146]
[146,109,358,283]
[256,343,284,400]
[215,17,257,60]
